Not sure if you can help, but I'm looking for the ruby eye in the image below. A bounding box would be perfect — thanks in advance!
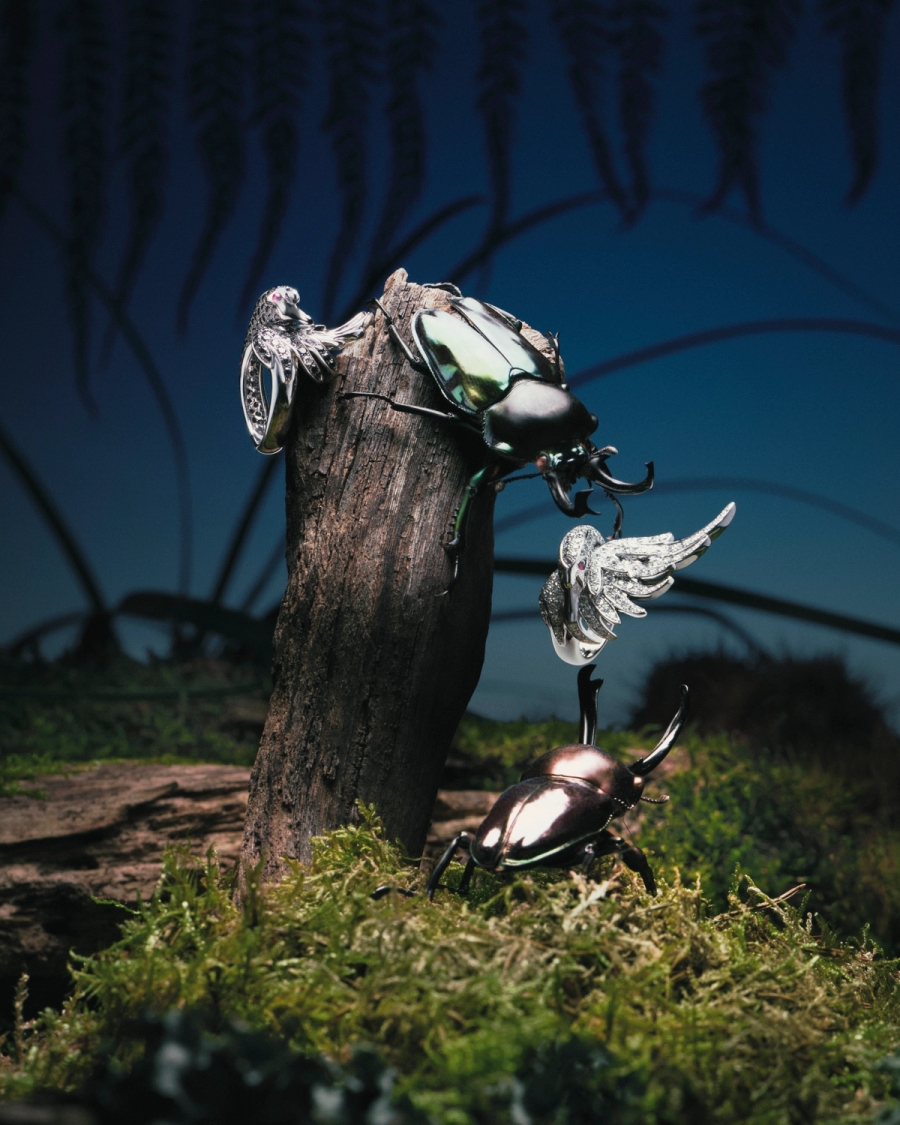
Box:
[270,292,281,302]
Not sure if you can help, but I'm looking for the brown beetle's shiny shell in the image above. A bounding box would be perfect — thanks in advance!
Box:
[470,776,613,870]
[521,743,644,807]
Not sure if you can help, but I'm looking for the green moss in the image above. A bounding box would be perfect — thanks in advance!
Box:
[632,733,900,953]
[0,656,269,796]
[2,810,898,1123]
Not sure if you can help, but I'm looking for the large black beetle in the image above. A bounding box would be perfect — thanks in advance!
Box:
[425,666,688,899]
[342,285,653,586]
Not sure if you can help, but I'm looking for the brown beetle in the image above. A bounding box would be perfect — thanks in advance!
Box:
[425,666,688,899]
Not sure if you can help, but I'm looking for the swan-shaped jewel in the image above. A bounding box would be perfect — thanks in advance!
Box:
[539,502,737,664]
[240,286,373,454]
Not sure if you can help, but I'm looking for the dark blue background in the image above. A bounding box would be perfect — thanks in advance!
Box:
[2,5,898,727]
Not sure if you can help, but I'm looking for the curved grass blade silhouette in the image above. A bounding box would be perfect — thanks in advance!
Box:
[569,317,900,389]
[211,455,280,604]
[338,194,483,322]
[493,556,900,647]
[240,534,286,613]
[0,421,107,618]
[15,190,193,595]
[491,601,765,656]
[494,476,900,548]
[118,591,274,659]
[443,187,897,324]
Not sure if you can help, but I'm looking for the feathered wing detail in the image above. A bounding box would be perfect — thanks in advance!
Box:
[241,288,372,453]
[540,502,736,664]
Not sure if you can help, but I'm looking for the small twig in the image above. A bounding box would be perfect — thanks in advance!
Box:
[751,883,807,911]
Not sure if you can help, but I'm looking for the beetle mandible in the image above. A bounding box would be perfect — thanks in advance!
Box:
[424,665,688,899]
[341,284,654,587]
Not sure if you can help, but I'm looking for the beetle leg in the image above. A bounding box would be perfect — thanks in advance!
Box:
[441,466,499,596]
[581,842,597,873]
[457,856,477,895]
[426,832,471,899]
[373,298,431,374]
[422,282,463,296]
[340,390,478,430]
[371,885,417,900]
[618,842,657,896]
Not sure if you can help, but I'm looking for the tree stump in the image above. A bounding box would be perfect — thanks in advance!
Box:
[240,271,560,879]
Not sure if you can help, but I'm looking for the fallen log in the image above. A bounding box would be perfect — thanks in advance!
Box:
[0,763,502,1017]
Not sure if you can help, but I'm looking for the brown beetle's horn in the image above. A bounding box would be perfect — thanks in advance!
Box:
[630,685,689,776]
[577,664,603,745]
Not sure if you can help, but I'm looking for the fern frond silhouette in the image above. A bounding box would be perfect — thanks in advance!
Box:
[57,0,110,412]
[319,0,380,321]
[551,0,630,218]
[610,0,667,218]
[695,0,802,221]
[178,0,248,335]
[365,0,438,277]
[238,0,310,314]
[475,0,529,240]
[104,0,174,359]
[820,0,895,206]
[0,0,38,227]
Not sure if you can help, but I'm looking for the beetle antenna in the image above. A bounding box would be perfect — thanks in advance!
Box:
[501,471,544,483]
[577,664,603,745]
[630,686,690,776]
[547,331,564,386]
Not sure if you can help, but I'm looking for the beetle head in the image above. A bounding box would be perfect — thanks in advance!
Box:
[519,679,689,809]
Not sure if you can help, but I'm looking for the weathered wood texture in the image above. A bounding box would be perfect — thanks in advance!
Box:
[240,271,505,877]
[0,761,501,1015]
[0,763,250,1011]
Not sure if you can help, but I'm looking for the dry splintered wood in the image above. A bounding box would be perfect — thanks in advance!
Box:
[0,762,499,1002]
[239,271,563,881]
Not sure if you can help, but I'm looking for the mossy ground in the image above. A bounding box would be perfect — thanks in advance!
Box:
[1,656,899,1121]
[0,655,269,797]
[1,814,898,1123]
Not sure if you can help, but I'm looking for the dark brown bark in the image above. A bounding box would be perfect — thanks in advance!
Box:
[239,270,509,878]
